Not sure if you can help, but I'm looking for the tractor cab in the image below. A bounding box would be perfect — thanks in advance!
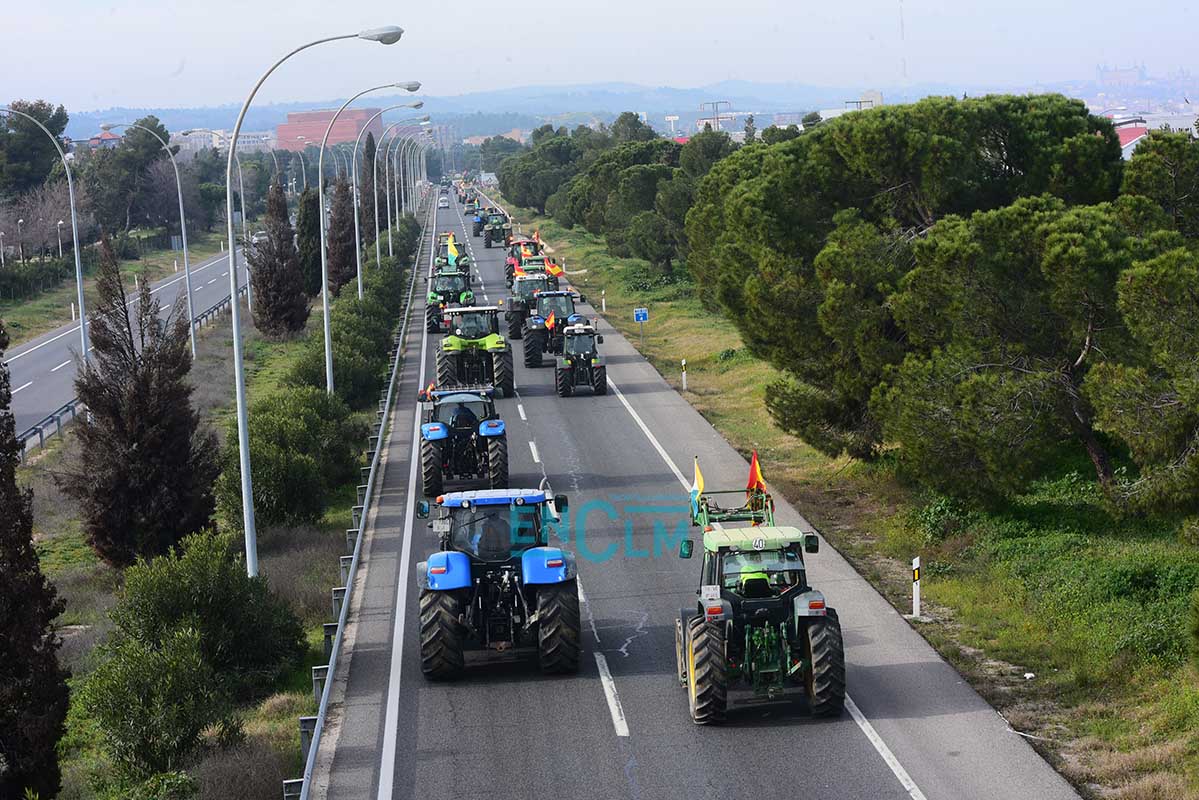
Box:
[503,274,551,339]
[425,271,476,333]
[505,237,543,283]
[522,291,586,367]
[448,307,502,340]
[554,324,608,397]
[437,307,515,397]
[483,212,512,248]
[417,388,508,496]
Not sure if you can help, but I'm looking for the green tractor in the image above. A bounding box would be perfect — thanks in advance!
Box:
[425,270,475,334]
[522,290,587,368]
[675,484,845,724]
[554,324,608,397]
[483,212,512,248]
[503,274,551,339]
[436,306,516,398]
[434,235,471,275]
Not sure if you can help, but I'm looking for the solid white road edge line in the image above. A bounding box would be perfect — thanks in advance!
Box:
[605,374,928,800]
[594,652,631,737]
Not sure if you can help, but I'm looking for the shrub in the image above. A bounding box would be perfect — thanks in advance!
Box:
[215,387,366,526]
[81,627,223,778]
[111,532,305,695]
[286,328,387,410]
[122,771,198,800]
[1191,589,1199,666]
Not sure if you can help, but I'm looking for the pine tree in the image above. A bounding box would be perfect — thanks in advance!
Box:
[62,235,220,567]
[326,178,357,295]
[295,188,322,296]
[249,181,310,336]
[362,132,380,248]
[0,318,70,799]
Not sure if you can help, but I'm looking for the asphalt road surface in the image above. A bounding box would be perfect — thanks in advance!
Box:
[3,246,247,436]
[313,197,1081,800]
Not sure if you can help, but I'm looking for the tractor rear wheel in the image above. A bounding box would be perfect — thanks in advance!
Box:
[591,365,608,395]
[436,345,458,387]
[686,616,727,724]
[420,439,443,497]
[523,330,544,368]
[486,435,509,489]
[507,314,523,340]
[419,588,466,680]
[805,608,846,717]
[555,365,573,397]
[425,304,441,334]
[493,348,515,397]
[484,230,492,248]
[537,580,581,674]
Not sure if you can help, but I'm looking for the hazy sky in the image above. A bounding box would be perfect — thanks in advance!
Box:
[3,0,1195,110]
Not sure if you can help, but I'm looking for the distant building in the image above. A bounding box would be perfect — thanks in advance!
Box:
[87,130,121,149]
[1098,64,1148,88]
[1116,124,1150,159]
[276,108,383,152]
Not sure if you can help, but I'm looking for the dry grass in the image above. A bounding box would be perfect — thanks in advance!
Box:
[194,735,289,800]
[258,523,345,625]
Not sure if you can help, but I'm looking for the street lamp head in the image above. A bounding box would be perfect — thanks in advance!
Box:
[358,26,404,45]
[100,122,117,132]
[420,115,430,122]
[398,81,421,92]
[409,101,425,109]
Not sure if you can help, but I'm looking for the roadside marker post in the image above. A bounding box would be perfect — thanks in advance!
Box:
[634,306,648,348]
[601,289,606,312]
[913,556,920,617]
[681,358,687,392]
[71,302,75,321]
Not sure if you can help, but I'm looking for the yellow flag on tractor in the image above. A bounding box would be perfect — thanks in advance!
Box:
[690,457,705,517]
[747,450,766,496]
[447,239,459,266]
[544,310,556,329]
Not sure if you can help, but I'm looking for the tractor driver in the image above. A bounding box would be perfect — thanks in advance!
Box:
[450,402,478,432]
[456,313,490,339]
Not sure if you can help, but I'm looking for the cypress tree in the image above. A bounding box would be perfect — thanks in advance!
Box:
[249,181,310,336]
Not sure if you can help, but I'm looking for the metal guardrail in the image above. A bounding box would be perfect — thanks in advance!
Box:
[15,282,249,459]
[286,198,433,800]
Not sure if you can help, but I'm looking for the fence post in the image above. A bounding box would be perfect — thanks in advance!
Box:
[340,555,353,586]
[323,623,338,660]
[312,665,329,706]
[282,779,303,800]
[298,716,317,761]
[331,586,346,618]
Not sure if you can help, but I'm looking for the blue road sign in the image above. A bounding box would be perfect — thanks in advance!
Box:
[634,307,649,323]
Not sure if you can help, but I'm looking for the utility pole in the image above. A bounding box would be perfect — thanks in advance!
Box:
[699,100,732,132]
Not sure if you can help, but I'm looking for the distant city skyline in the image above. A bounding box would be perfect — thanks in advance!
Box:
[4,0,1198,112]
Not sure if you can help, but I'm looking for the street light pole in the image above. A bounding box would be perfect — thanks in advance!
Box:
[379,123,403,259]
[0,232,5,268]
[104,121,198,358]
[349,105,425,298]
[1,106,89,365]
[220,25,405,576]
[16,218,24,264]
[295,144,308,191]
[183,128,254,313]
[56,220,63,259]
[316,81,419,395]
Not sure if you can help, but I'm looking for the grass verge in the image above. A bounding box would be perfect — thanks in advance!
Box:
[494,192,1199,799]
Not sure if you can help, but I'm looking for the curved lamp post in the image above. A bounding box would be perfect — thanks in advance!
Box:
[183,128,253,313]
[315,80,420,394]
[294,142,308,191]
[102,122,198,358]
[376,121,405,260]
[1,106,88,363]
[221,25,405,577]
[348,105,424,298]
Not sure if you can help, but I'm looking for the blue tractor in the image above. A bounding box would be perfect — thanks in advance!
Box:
[522,290,588,368]
[416,489,581,678]
[418,387,509,496]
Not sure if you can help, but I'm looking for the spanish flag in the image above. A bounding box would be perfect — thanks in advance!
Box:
[747,450,766,495]
[544,310,556,329]
[534,229,541,245]
[690,457,705,517]
[447,239,459,267]
[521,245,533,258]
[546,260,564,277]
[514,264,526,277]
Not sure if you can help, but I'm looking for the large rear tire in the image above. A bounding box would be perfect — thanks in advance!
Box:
[425,304,441,334]
[555,365,573,397]
[420,439,443,497]
[523,330,544,368]
[436,345,458,387]
[484,230,492,248]
[492,348,515,398]
[591,365,608,395]
[507,314,523,340]
[805,608,846,717]
[537,580,581,674]
[686,616,727,724]
[486,435,509,489]
[419,588,466,680]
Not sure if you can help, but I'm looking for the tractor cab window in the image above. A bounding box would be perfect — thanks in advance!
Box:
[434,399,489,426]
[565,333,595,356]
[515,278,549,299]
[432,275,466,293]
[720,549,805,596]
[489,215,506,225]
[538,296,575,319]
[449,505,541,561]
[454,313,495,338]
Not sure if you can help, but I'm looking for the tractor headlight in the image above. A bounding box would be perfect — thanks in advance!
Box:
[515,497,525,506]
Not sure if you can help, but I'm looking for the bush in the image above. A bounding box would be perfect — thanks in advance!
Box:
[81,627,224,779]
[111,532,305,695]
[215,387,366,526]
[123,772,198,800]
[1191,589,1199,666]
[286,328,388,410]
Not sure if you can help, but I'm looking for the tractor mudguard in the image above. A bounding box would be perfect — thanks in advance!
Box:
[440,336,466,353]
[521,547,577,585]
[421,422,449,441]
[527,315,545,328]
[478,419,506,437]
[793,589,829,618]
[461,291,474,304]
[567,313,585,325]
[418,551,473,591]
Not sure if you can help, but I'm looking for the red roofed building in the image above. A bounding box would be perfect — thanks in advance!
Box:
[276,108,383,152]
[87,130,122,149]
[1116,125,1149,160]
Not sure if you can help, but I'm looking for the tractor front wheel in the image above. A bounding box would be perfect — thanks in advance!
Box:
[686,616,727,724]
[805,608,846,717]
[523,330,544,368]
[555,365,573,397]
[419,588,466,680]
[537,580,581,674]
[591,365,608,395]
[421,439,444,497]
[486,435,509,489]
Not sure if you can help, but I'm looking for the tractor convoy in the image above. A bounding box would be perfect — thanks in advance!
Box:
[411,181,846,722]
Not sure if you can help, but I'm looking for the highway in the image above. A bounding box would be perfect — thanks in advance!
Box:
[312,197,1082,800]
[2,246,248,437]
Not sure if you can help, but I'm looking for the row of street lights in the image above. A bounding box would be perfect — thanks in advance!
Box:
[0,219,66,267]
[2,25,437,578]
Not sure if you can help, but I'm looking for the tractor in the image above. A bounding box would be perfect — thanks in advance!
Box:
[522,291,587,368]
[508,255,561,290]
[471,206,493,237]
[436,306,516,397]
[554,324,608,396]
[425,270,475,334]
[464,199,479,216]
[674,483,845,724]
[415,488,580,678]
[417,387,509,496]
[434,234,471,275]
[483,212,512,248]
[505,237,542,284]
[503,274,551,339]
